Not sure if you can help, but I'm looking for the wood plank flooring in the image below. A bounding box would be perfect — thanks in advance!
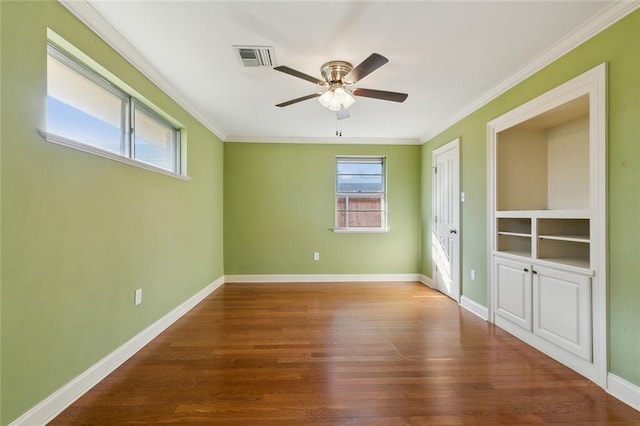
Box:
[51,282,640,425]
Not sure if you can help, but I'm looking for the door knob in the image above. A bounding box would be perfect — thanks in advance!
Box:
[450,229,457,234]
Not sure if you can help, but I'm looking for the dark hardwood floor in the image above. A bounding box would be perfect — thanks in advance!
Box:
[51,282,640,425]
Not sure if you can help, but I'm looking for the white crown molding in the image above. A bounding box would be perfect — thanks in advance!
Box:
[224,273,424,283]
[223,136,421,145]
[460,295,489,321]
[58,0,228,142]
[420,0,640,144]
[607,373,640,411]
[9,277,225,426]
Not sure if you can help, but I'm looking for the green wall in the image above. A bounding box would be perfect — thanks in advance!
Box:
[0,0,3,420]
[0,2,224,424]
[224,143,421,275]
[421,10,640,387]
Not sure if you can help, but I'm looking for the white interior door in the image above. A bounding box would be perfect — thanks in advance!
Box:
[432,139,460,301]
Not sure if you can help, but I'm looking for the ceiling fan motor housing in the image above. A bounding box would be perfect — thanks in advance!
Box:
[321,61,353,84]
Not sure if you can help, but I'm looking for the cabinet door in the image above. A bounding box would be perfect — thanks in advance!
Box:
[494,257,532,331]
[533,267,592,361]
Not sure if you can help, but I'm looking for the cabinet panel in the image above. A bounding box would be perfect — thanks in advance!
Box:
[494,258,532,331]
[533,267,592,361]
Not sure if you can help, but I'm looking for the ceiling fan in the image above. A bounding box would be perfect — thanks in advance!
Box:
[274,53,408,119]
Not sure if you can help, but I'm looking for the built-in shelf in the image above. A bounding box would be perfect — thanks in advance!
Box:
[498,217,531,233]
[499,231,532,238]
[497,218,532,256]
[496,215,591,264]
[496,210,590,219]
[539,234,590,243]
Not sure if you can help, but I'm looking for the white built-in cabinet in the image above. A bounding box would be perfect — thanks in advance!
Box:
[488,64,606,384]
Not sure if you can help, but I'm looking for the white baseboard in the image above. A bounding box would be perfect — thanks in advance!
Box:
[419,274,435,288]
[460,295,489,320]
[607,373,640,411]
[10,276,225,426]
[224,273,424,283]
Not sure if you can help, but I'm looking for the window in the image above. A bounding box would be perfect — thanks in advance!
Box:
[46,42,182,174]
[132,101,179,172]
[335,156,386,231]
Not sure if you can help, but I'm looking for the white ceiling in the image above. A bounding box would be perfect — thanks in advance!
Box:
[63,1,629,144]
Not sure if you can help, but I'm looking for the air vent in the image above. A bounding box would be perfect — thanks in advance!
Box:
[234,45,275,67]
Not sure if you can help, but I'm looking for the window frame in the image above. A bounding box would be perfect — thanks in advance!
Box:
[334,156,388,233]
[44,40,186,179]
[131,98,181,173]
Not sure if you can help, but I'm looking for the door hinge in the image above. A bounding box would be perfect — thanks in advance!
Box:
[433,166,437,174]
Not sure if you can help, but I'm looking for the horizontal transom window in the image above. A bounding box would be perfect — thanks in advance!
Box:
[46,42,182,174]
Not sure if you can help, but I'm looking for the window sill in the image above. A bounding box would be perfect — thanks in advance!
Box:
[40,131,191,181]
[332,228,389,234]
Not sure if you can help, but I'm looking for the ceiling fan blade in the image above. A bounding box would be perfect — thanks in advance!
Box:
[344,53,389,84]
[276,92,322,107]
[353,88,408,103]
[274,66,325,85]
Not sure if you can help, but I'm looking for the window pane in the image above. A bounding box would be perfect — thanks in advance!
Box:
[337,161,382,175]
[343,196,382,212]
[337,161,384,193]
[337,195,384,229]
[47,53,125,155]
[134,105,178,172]
[337,174,383,193]
[336,157,386,229]
[348,211,382,228]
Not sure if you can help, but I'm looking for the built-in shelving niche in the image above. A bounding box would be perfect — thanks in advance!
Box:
[488,63,607,385]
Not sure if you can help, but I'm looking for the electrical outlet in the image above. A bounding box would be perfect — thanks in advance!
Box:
[313,251,320,261]
[134,288,142,306]
[470,269,476,281]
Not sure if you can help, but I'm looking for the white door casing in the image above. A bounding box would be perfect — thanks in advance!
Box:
[432,138,460,302]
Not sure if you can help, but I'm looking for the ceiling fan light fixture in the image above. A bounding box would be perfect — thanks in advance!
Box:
[319,86,356,112]
[337,88,356,109]
[318,90,334,108]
